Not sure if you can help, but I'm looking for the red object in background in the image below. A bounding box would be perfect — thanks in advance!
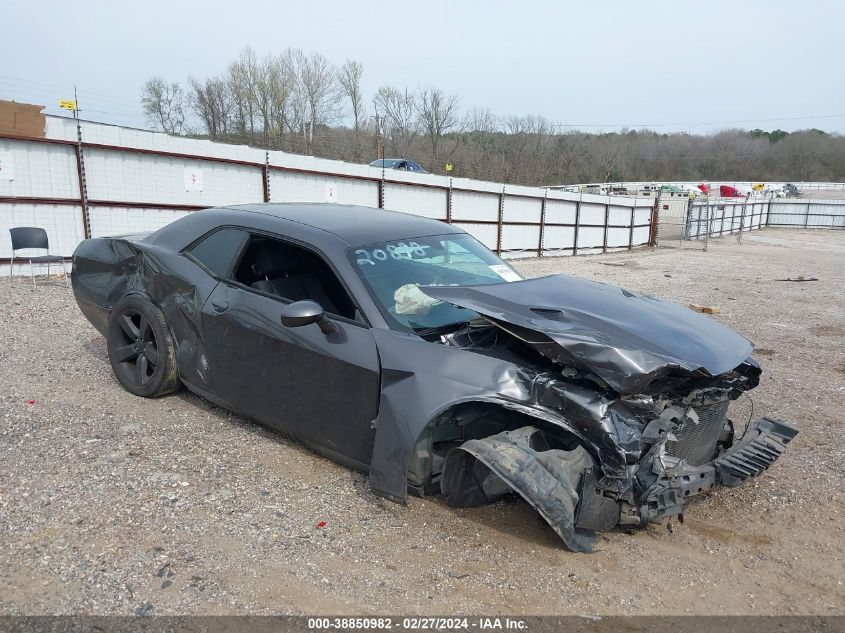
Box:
[720,185,742,198]
[316,521,327,529]
[27,399,35,405]
[697,184,710,194]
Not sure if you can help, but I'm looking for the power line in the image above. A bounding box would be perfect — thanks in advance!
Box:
[0,74,143,109]
[553,114,845,129]
[3,73,844,132]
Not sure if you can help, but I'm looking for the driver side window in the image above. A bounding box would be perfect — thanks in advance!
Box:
[231,234,357,321]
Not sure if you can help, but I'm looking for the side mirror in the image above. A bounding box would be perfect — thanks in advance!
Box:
[280,300,337,335]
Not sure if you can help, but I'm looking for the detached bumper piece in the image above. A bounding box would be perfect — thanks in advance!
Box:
[441,419,797,553]
[441,426,598,553]
[714,417,798,486]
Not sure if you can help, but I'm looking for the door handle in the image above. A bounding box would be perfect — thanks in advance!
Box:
[211,298,229,313]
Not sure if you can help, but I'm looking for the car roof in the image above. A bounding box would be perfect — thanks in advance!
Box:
[228,203,462,247]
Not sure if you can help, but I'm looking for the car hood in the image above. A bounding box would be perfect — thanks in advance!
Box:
[420,274,753,394]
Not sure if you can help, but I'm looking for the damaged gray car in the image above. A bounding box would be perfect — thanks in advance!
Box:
[71,203,797,552]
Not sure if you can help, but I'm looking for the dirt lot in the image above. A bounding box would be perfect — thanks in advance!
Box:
[1,228,843,616]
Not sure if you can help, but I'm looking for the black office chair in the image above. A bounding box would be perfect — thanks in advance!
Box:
[8,227,69,289]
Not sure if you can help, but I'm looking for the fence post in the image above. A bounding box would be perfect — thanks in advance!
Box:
[650,190,662,246]
[378,169,385,209]
[683,199,691,240]
[262,150,270,203]
[573,192,582,256]
[446,178,453,224]
[496,186,505,255]
[602,203,610,253]
[804,200,811,228]
[73,103,91,239]
[538,189,547,257]
[704,201,711,252]
[628,206,635,250]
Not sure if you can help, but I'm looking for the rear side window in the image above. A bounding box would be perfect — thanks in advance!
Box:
[185,228,248,278]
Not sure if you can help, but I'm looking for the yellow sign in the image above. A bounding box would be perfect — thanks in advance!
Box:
[445,163,453,172]
[59,99,77,111]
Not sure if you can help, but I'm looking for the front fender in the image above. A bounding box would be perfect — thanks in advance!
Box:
[367,330,635,503]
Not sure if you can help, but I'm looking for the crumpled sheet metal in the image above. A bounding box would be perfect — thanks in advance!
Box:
[441,426,598,552]
[368,328,641,503]
[420,274,754,395]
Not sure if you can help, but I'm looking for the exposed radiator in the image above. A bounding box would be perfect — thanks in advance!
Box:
[666,400,730,466]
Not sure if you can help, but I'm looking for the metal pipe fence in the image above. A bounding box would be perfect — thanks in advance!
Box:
[684,197,845,240]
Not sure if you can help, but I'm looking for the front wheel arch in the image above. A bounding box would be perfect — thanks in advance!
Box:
[407,400,587,494]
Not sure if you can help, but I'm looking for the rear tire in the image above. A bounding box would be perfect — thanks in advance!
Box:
[106,295,180,397]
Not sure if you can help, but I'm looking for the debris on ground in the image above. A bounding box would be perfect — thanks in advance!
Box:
[689,304,721,314]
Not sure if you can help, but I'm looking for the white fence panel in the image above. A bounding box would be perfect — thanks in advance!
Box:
[269,171,378,207]
[500,223,540,256]
[451,190,499,221]
[88,206,191,238]
[502,196,541,223]
[579,203,606,228]
[84,149,263,206]
[0,138,79,199]
[545,199,577,225]
[383,183,447,220]
[542,225,576,254]
[768,200,845,228]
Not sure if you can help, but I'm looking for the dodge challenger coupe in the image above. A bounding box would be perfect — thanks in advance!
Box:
[71,203,797,551]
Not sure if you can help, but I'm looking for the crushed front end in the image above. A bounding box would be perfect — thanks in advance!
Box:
[430,322,798,552]
[399,276,799,551]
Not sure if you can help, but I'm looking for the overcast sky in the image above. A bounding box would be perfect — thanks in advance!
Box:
[3,0,844,133]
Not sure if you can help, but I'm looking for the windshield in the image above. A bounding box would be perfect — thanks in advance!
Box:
[349,233,522,333]
[370,159,400,168]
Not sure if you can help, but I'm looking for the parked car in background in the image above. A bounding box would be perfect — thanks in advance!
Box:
[784,183,801,198]
[584,184,611,195]
[719,185,745,198]
[659,184,687,197]
[369,158,428,173]
[679,184,701,198]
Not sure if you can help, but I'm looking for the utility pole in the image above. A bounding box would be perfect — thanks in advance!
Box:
[374,114,383,161]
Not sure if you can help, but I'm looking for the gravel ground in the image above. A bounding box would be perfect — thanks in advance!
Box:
[1,228,843,616]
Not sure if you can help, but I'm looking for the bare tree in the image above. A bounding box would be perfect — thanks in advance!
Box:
[416,88,461,161]
[297,52,340,151]
[188,76,231,138]
[226,47,260,137]
[338,59,365,160]
[141,77,185,134]
[373,86,418,157]
[465,106,498,133]
[140,47,845,185]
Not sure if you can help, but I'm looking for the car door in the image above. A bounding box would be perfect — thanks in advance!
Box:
[199,234,381,469]
[173,227,251,389]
